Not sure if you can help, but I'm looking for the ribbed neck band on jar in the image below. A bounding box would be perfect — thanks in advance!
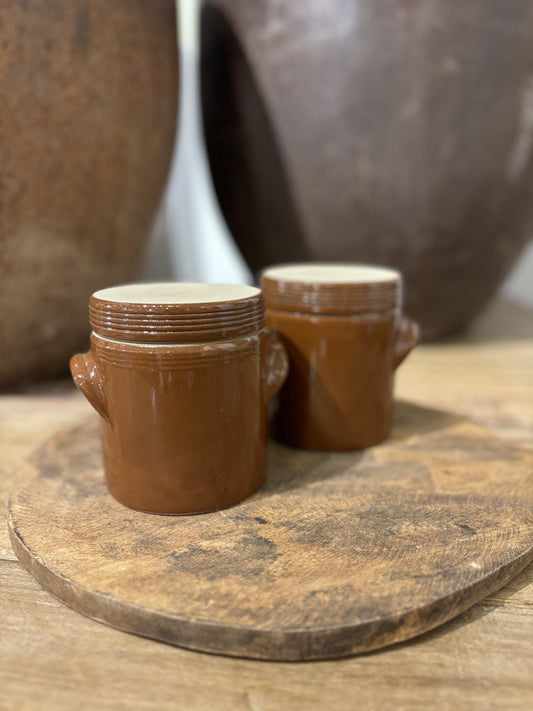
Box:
[261,263,402,315]
[89,283,265,343]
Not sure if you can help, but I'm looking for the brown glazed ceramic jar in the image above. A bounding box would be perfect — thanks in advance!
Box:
[70,283,288,514]
[261,264,419,451]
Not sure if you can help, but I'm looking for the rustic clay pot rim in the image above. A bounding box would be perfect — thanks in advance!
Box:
[88,323,265,344]
[261,263,402,315]
[90,282,265,342]
[262,263,401,284]
[91,282,261,304]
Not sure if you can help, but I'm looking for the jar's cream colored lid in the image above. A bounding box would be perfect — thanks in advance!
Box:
[92,282,261,305]
[90,282,265,343]
[261,263,402,314]
[262,264,400,284]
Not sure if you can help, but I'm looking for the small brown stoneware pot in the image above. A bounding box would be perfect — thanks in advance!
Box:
[261,264,419,451]
[70,283,288,514]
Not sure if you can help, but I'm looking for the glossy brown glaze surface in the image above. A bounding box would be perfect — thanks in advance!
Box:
[267,309,416,450]
[262,265,418,450]
[201,0,533,339]
[70,285,288,514]
[89,283,266,343]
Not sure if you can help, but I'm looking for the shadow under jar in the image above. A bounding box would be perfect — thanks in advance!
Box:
[261,264,419,451]
[70,283,288,514]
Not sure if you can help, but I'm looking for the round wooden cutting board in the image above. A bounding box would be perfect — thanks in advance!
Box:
[7,402,533,661]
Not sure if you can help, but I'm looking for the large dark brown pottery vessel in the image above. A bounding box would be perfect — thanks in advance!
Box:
[201,1,533,339]
[0,0,178,385]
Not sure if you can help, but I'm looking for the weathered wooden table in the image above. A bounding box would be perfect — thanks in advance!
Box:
[1,306,532,709]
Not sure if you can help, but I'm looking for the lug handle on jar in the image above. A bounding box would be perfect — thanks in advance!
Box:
[70,350,110,423]
[393,316,420,369]
[262,330,289,402]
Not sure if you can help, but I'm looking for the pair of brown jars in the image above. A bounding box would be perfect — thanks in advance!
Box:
[71,265,418,514]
